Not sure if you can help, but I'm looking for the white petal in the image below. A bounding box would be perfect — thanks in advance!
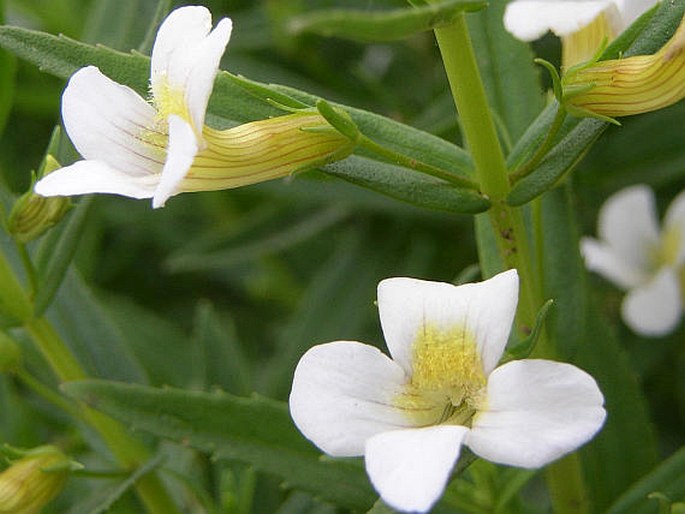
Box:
[377,270,518,376]
[365,426,469,513]
[467,359,606,468]
[504,1,614,41]
[621,267,682,337]
[34,160,158,199]
[62,66,163,176]
[664,190,685,265]
[580,237,647,289]
[152,116,198,208]
[598,185,660,274]
[151,6,232,132]
[289,341,411,458]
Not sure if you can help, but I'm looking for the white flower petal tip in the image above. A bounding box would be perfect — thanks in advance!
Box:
[151,5,233,133]
[289,341,409,458]
[504,1,612,41]
[365,426,469,513]
[377,269,518,375]
[34,161,156,199]
[622,268,682,337]
[468,359,606,469]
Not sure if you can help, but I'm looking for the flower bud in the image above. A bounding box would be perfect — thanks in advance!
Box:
[8,156,71,243]
[0,332,21,373]
[563,15,685,119]
[0,445,79,513]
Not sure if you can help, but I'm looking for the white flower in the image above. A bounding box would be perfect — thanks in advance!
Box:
[581,185,685,336]
[289,270,606,513]
[504,0,655,42]
[35,6,233,208]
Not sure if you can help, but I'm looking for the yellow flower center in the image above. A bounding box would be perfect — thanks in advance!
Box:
[395,325,487,427]
[654,224,682,268]
[152,78,191,124]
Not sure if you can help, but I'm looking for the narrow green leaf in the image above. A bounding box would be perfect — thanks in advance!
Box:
[323,156,489,214]
[539,185,587,359]
[66,455,162,514]
[191,302,252,395]
[64,380,377,511]
[577,304,658,510]
[288,0,485,43]
[605,446,685,514]
[0,26,150,93]
[165,205,349,273]
[621,0,685,58]
[33,197,92,316]
[507,119,606,206]
[48,270,148,383]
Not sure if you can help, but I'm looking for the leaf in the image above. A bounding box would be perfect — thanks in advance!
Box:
[323,156,489,214]
[191,301,251,395]
[47,269,148,383]
[605,446,685,514]
[535,184,657,509]
[64,380,377,511]
[0,44,15,137]
[467,0,543,144]
[287,0,485,43]
[33,197,92,316]
[539,185,587,359]
[66,455,162,514]
[165,205,350,273]
[507,119,606,206]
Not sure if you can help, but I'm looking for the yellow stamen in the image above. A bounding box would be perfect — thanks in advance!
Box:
[395,325,486,427]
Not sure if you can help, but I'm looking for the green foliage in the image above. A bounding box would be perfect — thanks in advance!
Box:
[64,380,377,511]
[288,0,486,43]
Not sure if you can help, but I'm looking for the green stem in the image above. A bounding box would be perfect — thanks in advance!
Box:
[432,13,587,514]
[22,317,181,514]
[432,14,540,334]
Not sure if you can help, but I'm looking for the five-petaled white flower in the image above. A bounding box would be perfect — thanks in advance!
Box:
[504,0,655,42]
[35,6,232,208]
[289,270,606,513]
[581,185,685,336]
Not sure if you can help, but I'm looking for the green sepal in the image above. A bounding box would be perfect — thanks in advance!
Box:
[316,99,361,143]
[501,299,554,362]
[287,0,486,43]
[534,58,562,103]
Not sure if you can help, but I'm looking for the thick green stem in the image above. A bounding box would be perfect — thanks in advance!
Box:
[432,13,587,514]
